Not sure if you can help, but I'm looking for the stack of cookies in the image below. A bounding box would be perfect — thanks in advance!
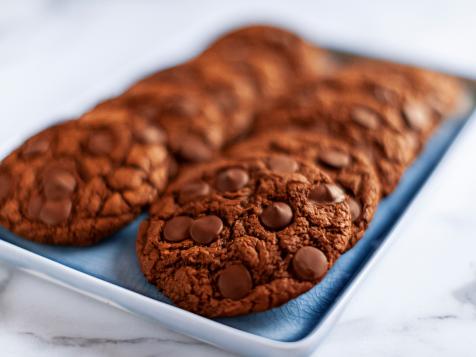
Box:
[0,25,467,317]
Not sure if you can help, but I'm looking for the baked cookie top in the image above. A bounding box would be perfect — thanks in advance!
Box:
[226,130,381,247]
[137,155,352,317]
[254,89,417,195]
[0,108,171,245]
[340,59,466,119]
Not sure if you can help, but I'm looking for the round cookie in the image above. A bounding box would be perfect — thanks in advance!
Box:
[137,155,353,317]
[339,59,467,119]
[0,108,171,245]
[226,130,381,248]
[96,83,224,163]
[204,25,333,79]
[131,59,257,143]
[254,89,416,195]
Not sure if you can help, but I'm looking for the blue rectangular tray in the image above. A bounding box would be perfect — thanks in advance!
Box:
[0,115,469,339]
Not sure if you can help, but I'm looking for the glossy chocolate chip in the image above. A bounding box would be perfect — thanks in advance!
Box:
[319,150,350,169]
[178,181,210,204]
[0,174,11,202]
[134,125,166,144]
[43,167,77,200]
[38,198,72,225]
[348,197,362,221]
[267,156,298,173]
[403,101,431,131]
[309,184,345,203]
[292,246,328,281]
[178,136,213,163]
[216,168,249,192]
[260,202,293,230]
[163,216,193,242]
[27,195,43,219]
[218,264,253,300]
[190,215,223,244]
[351,107,380,129]
[87,131,114,155]
[23,137,49,157]
[374,86,398,104]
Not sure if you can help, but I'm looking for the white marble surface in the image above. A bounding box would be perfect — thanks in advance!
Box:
[1,1,476,356]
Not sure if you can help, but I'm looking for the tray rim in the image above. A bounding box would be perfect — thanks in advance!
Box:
[0,50,475,356]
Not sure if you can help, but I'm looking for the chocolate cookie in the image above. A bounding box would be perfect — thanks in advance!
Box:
[0,108,171,245]
[339,59,467,119]
[137,155,353,317]
[130,59,257,143]
[227,130,381,247]
[96,84,224,163]
[254,89,416,195]
[204,25,333,80]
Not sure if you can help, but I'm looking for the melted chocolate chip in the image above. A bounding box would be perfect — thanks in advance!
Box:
[348,197,362,221]
[178,181,211,204]
[27,195,43,219]
[0,174,11,202]
[190,215,223,244]
[218,264,253,300]
[260,202,293,230]
[38,198,72,225]
[177,136,213,162]
[163,216,193,242]
[403,101,431,131]
[43,167,77,200]
[267,156,298,173]
[23,137,50,157]
[87,131,114,155]
[351,107,380,129]
[319,150,350,169]
[292,246,328,281]
[216,168,249,192]
[134,125,166,144]
[309,184,345,203]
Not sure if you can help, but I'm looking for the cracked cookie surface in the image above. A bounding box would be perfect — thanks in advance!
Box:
[136,155,352,317]
[0,108,171,245]
[227,130,381,247]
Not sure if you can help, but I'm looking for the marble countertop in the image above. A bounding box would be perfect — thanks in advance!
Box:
[1,1,476,356]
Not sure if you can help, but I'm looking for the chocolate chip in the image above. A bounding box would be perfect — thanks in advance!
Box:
[166,96,199,117]
[218,264,252,300]
[292,246,328,281]
[87,131,114,155]
[309,184,345,203]
[374,86,397,104]
[27,195,43,219]
[23,137,49,157]
[403,101,431,131]
[190,215,223,244]
[351,107,380,129]
[319,150,351,169]
[260,202,293,230]
[267,156,298,173]
[163,216,193,242]
[43,167,77,200]
[216,168,249,192]
[177,136,213,162]
[38,198,72,225]
[348,197,362,221]
[0,174,11,202]
[178,181,210,204]
[134,125,166,144]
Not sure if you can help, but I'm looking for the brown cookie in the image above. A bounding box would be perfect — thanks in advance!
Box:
[96,84,224,163]
[254,89,416,195]
[339,59,467,119]
[131,59,257,143]
[0,108,171,245]
[227,130,381,247]
[137,155,353,317]
[204,25,333,80]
